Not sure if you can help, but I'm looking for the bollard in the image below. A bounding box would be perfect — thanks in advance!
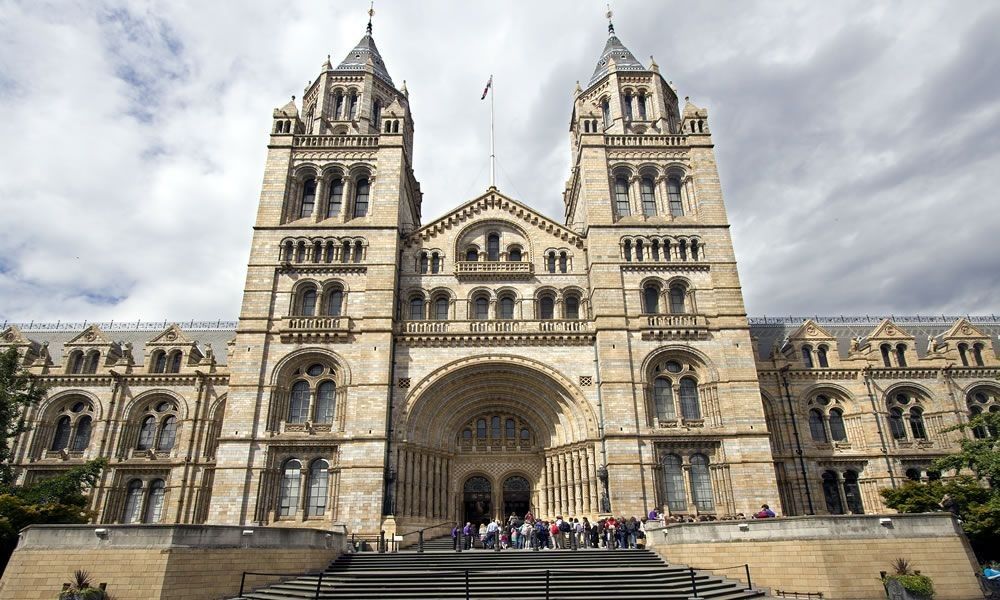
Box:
[745,563,753,591]
[465,569,470,600]
[545,569,550,600]
[690,567,699,598]
[313,571,324,600]
[379,530,386,554]
[418,530,424,553]
[456,532,462,553]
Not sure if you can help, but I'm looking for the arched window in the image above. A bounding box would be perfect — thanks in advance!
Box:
[352,178,369,218]
[539,295,554,320]
[498,296,515,320]
[969,405,987,439]
[278,459,302,517]
[635,240,644,262]
[354,242,363,265]
[333,92,344,118]
[643,284,660,314]
[565,295,580,320]
[419,253,429,274]
[614,176,631,217]
[505,418,516,439]
[880,344,892,367]
[822,471,844,515]
[973,343,986,367]
[667,177,683,216]
[372,100,381,128]
[315,381,335,423]
[348,92,358,119]
[300,287,317,316]
[299,178,316,218]
[50,416,72,451]
[152,351,167,374]
[70,416,92,451]
[137,416,156,450]
[144,479,166,523]
[168,351,182,374]
[653,377,675,421]
[640,177,656,216]
[896,344,908,368]
[905,468,921,481]
[808,409,827,442]
[431,253,441,273]
[843,471,864,514]
[306,460,329,517]
[623,240,632,262]
[474,296,489,320]
[84,351,100,374]
[679,378,701,420]
[341,241,351,263]
[409,295,425,320]
[156,416,177,452]
[691,239,700,261]
[661,454,686,512]
[802,346,814,368]
[288,381,310,424]
[123,479,144,524]
[491,416,501,438]
[487,234,500,261]
[295,242,306,263]
[466,247,479,262]
[68,351,84,374]
[651,240,660,261]
[508,247,521,262]
[623,92,633,120]
[547,252,557,273]
[888,407,907,440]
[669,285,686,314]
[958,343,969,366]
[326,288,343,316]
[689,454,714,511]
[829,408,847,442]
[909,408,927,439]
[434,297,449,320]
[559,252,568,273]
[679,240,688,261]
[817,345,830,368]
[601,99,610,128]
[476,418,487,438]
[637,93,647,120]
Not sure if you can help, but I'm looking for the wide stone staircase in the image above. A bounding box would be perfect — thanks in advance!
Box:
[231,536,767,599]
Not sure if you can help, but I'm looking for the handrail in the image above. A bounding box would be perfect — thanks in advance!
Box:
[687,563,754,592]
[400,520,455,537]
[238,570,324,598]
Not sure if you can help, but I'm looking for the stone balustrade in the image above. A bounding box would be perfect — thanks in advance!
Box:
[641,313,709,340]
[278,316,352,342]
[454,260,534,279]
[293,135,379,148]
[604,134,687,147]
[397,319,594,335]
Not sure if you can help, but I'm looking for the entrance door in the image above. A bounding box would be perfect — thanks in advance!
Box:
[502,476,531,520]
[463,476,492,525]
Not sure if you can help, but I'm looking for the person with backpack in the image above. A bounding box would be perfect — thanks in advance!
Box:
[557,516,572,549]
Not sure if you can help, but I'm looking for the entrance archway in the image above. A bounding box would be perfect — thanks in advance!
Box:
[502,475,531,519]
[463,476,492,525]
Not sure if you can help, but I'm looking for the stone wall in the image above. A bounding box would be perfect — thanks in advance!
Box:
[645,513,983,600]
[0,525,343,600]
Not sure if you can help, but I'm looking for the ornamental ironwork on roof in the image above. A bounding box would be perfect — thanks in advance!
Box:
[335,34,394,87]
[589,34,645,87]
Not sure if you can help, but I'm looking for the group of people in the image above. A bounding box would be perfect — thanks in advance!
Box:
[451,505,778,551]
[662,504,778,524]
[453,512,652,551]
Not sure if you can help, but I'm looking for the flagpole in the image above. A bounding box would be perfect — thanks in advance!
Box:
[489,73,496,189]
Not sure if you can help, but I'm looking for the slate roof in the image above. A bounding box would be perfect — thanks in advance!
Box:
[335,34,394,87]
[589,34,646,87]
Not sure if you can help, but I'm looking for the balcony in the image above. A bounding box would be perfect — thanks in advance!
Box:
[604,134,687,148]
[278,316,352,343]
[292,135,379,149]
[640,313,709,340]
[454,261,534,280]
[396,319,594,345]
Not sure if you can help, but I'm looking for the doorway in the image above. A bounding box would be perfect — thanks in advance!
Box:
[463,476,492,525]
[502,475,531,519]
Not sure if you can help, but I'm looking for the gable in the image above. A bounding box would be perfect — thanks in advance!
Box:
[940,318,990,341]
[787,319,837,342]
[865,319,914,342]
[404,190,584,250]
[147,324,194,346]
[64,325,113,347]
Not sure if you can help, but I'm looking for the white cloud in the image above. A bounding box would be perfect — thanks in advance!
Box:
[1,0,998,322]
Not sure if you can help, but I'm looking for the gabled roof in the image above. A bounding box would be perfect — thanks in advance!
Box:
[147,324,194,346]
[64,325,113,347]
[335,34,394,87]
[787,319,837,342]
[589,34,645,87]
[940,318,991,341]
[404,189,585,249]
[866,319,915,342]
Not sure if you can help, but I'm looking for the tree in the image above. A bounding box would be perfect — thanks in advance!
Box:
[881,411,1000,562]
[0,347,46,487]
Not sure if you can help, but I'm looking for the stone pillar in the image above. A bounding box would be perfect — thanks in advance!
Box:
[655,175,668,217]
[339,179,352,224]
[312,178,325,223]
[553,455,563,516]
[542,457,551,517]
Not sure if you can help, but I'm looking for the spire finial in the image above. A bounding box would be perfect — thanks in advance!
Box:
[367,1,374,35]
[605,4,615,35]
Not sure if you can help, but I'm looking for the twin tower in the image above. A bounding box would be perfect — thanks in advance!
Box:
[209,17,773,533]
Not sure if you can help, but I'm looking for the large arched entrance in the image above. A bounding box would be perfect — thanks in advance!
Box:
[463,476,493,525]
[394,356,601,525]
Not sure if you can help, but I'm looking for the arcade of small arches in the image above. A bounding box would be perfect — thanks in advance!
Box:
[289,280,348,320]
[622,236,703,262]
[64,349,102,375]
[284,165,374,224]
[281,237,367,264]
[642,278,695,315]
[401,287,586,322]
[610,164,692,219]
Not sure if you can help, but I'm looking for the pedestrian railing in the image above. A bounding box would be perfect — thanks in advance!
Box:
[237,570,326,599]
[774,591,824,599]
[686,563,756,594]
[349,531,397,553]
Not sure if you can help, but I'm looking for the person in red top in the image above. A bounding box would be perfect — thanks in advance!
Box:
[754,504,776,518]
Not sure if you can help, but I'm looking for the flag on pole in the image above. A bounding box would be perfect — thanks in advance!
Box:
[480,75,493,100]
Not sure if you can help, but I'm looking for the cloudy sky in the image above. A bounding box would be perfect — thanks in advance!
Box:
[1,0,998,324]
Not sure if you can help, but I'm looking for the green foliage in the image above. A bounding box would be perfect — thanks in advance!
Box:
[0,347,46,487]
[58,569,110,599]
[934,411,1000,489]
[885,574,935,598]
[891,557,912,575]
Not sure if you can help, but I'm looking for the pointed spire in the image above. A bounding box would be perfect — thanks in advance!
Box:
[606,4,615,35]
[367,1,374,35]
[322,54,332,70]
[649,55,659,73]
[400,80,408,98]
[588,9,644,87]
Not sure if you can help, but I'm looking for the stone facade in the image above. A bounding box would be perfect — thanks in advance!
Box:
[2,25,998,537]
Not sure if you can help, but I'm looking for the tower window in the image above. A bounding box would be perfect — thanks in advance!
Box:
[623,92,633,121]
[601,99,610,128]
[637,93,647,120]
[667,177,683,216]
[419,252,429,274]
[352,179,370,218]
[640,177,656,216]
[326,289,343,316]
[508,247,521,262]
[802,345,814,369]
[565,295,580,319]
[466,247,479,262]
[474,296,489,320]
[434,296,449,320]
[409,295,425,320]
[348,92,358,120]
[895,344,907,368]
[547,252,557,273]
[431,253,441,273]
[669,284,686,314]
[973,343,986,366]
[539,295,554,320]
[643,284,660,314]
[880,344,892,367]
[327,179,344,217]
[817,345,830,368]
[372,100,381,128]
[558,252,568,273]
[614,176,631,218]
[299,178,316,218]
[487,234,500,261]
[498,296,515,320]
